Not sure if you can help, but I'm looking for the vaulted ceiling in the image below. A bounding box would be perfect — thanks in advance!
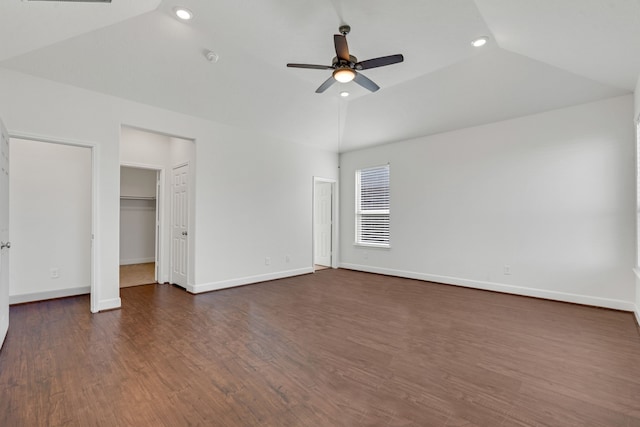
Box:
[1,0,638,152]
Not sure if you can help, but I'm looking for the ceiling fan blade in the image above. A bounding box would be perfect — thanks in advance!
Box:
[353,72,380,92]
[334,34,350,62]
[315,76,337,93]
[355,54,404,70]
[287,63,333,70]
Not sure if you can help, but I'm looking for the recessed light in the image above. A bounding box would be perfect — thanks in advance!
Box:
[174,7,193,20]
[340,91,350,97]
[471,36,489,47]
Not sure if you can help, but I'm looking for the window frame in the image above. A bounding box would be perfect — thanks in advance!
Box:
[355,164,390,248]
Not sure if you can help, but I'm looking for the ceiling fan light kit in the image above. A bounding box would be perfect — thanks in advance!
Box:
[333,68,355,83]
[287,25,404,94]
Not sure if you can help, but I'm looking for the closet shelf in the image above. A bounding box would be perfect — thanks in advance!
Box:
[120,196,156,200]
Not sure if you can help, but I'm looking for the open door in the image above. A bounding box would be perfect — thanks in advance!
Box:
[0,119,10,348]
[314,178,335,269]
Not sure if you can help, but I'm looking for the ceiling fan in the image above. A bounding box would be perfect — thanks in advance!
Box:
[287,25,404,94]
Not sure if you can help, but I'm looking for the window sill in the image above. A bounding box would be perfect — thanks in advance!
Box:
[354,242,391,249]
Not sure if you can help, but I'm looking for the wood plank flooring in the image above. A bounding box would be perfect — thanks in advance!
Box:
[1,269,640,426]
[119,262,156,288]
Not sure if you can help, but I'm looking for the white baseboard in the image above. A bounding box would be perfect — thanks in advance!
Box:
[10,286,91,305]
[187,267,314,294]
[120,257,155,266]
[340,263,636,312]
[95,297,121,312]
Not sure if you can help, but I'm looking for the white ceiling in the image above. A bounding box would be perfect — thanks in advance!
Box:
[0,0,638,152]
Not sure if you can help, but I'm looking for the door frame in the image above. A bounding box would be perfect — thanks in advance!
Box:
[9,132,99,312]
[120,162,165,284]
[312,177,338,271]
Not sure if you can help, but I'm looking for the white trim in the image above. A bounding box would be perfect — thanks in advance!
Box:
[10,286,91,305]
[187,267,313,294]
[8,131,101,313]
[91,144,101,313]
[340,263,636,312]
[120,161,164,170]
[173,161,189,169]
[120,161,166,286]
[313,177,339,270]
[120,257,155,266]
[353,242,391,249]
[96,297,121,312]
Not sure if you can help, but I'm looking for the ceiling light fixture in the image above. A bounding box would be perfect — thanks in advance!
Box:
[174,7,193,20]
[333,67,356,83]
[340,91,350,97]
[471,36,489,47]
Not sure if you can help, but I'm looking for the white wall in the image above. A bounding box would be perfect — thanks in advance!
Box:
[191,126,338,292]
[635,74,640,122]
[341,95,636,310]
[9,138,91,303]
[121,166,156,198]
[120,166,156,265]
[0,68,338,311]
[119,199,155,265]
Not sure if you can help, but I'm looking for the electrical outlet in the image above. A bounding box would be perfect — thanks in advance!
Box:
[265,257,271,266]
[50,268,60,279]
[503,265,511,275]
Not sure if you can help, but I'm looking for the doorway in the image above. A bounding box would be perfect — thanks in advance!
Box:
[120,126,194,289]
[119,165,161,287]
[0,119,9,347]
[8,135,95,310]
[313,177,337,271]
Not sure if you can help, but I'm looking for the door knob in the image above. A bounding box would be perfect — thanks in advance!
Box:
[182,231,188,236]
[0,241,10,250]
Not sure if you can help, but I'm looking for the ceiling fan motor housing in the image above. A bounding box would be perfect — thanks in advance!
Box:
[332,55,358,68]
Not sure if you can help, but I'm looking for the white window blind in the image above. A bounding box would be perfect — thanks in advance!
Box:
[355,164,390,246]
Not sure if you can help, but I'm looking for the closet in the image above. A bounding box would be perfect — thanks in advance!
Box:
[119,166,157,287]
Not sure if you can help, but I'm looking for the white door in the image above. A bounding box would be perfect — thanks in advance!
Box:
[0,119,10,346]
[171,164,188,288]
[314,181,332,267]
[155,171,161,282]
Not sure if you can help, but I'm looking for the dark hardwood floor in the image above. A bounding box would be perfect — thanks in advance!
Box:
[1,269,640,426]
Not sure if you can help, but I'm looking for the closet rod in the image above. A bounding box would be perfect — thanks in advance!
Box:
[120,196,156,200]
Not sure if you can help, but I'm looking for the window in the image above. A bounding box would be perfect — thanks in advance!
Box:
[355,164,390,247]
